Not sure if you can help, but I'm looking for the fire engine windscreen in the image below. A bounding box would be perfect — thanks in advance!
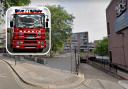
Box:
[16,14,44,28]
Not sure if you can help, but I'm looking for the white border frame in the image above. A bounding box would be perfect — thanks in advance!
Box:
[6,6,51,55]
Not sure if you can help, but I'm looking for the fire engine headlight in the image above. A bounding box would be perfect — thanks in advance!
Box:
[16,41,20,45]
[38,41,41,44]
[20,41,23,44]
[38,32,41,36]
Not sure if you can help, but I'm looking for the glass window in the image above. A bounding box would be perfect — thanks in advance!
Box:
[16,14,44,28]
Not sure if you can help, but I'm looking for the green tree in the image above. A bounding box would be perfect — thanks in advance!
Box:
[47,6,74,54]
[3,0,31,10]
[0,0,31,24]
[94,37,108,56]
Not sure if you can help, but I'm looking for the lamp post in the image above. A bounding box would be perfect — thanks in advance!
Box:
[77,53,79,75]
[101,43,105,67]
[70,32,73,73]
[74,47,77,74]
[0,0,3,3]
[14,56,17,65]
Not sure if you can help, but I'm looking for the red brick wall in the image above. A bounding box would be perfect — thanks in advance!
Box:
[106,0,128,67]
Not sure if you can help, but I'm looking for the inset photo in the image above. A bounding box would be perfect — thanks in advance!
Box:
[6,6,51,55]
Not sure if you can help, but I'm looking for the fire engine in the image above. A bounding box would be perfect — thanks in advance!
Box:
[9,8,49,52]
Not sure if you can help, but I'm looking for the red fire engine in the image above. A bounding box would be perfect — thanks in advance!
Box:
[10,8,49,52]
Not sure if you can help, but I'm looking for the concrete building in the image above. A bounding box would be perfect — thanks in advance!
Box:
[88,42,95,52]
[71,32,88,52]
[106,0,128,70]
[0,32,6,53]
[64,38,71,52]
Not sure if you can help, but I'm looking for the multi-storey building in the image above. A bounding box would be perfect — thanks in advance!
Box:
[64,32,89,52]
[71,32,88,52]
[87,42,95,52]
[64,38,71,52]
[0,32,5,52]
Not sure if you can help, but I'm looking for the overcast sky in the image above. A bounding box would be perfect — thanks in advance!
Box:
[30,0,111,42]
[0,0,111,42]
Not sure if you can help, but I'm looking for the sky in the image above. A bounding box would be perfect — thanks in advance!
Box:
[0,0,111,42]
[30,0,111,42]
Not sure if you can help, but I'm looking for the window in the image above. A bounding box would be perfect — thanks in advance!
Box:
[16,14,44,28]
[107,22,110,35]
[109,51,112,63]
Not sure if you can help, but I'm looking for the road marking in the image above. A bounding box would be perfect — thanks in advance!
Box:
[83,79,90,86]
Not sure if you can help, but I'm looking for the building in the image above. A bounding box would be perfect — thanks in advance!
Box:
[71,32,88,52]
[0,32,6,53]
[106,0,128,70]
[64,38,71,52]
[88,42,95,52]
[93,40,100,48]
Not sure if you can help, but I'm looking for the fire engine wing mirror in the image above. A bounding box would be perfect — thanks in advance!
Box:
[45,18,49,28]
[10,21,13,28]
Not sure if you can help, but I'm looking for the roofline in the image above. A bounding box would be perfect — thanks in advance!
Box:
[106,0,114,11]
[72,32,88,34]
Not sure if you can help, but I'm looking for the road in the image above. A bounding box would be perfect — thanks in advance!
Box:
[80,63,119,82]
[0,60,23,89]
[45,52,76,72]
[45,53,125,89]
[0,53,126,89]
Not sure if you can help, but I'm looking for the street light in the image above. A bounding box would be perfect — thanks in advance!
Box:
[74,47,77,74]
[14,56,17,65]
[70,32,73,73]
[76,52,80,75]
[101,43,105,67]
[0,0,3,3]
[74,47,80,75]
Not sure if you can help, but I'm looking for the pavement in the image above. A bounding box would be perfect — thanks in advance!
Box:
[80,63,128,89]
[0,53,128,89]
[118,70,128,79]
[1,55,85,89]
[80,63,119,82]
[0,60,23,89]
[119,80,128,89]
[0,58,40,89]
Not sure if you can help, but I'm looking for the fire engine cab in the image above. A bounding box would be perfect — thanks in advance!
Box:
[9,7,50,52]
